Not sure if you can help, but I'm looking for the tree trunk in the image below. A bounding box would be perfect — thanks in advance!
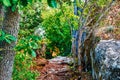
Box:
[0,4,4,29]
[0,8,20,80]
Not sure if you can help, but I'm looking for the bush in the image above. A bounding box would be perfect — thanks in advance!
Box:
[42,3,78,57]
[12,52,39,80]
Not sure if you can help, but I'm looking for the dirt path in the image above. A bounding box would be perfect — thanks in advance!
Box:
[31,56,92,80]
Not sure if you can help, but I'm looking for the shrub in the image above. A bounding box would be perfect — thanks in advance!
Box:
[12,52,39,80]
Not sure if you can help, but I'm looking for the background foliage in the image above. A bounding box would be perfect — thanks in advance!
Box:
[42,2,78,57]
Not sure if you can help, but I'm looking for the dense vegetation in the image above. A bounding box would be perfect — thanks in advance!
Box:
[0,0,119,80]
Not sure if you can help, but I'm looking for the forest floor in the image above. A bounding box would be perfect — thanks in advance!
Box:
[96,27,120,40]
[31,56,92,80]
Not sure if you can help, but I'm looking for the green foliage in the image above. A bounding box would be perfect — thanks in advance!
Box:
[0,30,16,44]
[20,2,42,30]
[15,35,41,57]
[12,2,42,79]
[15,1,43,57]
[12,52,39,80]
[0,0,42,12]
[105,26,114,33]
[2,0,11,7]
[47,0,57,8]
[42,3,78,56]
[20,0,33,6]
[1,0,34,7]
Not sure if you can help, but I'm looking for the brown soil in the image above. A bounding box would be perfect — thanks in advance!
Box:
[31,57,92,80]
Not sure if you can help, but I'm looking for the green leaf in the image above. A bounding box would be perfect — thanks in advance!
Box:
[3,34,16,43]
[12,0,18,4]
[31,35,40,41]
[15,46,23,51]
[3,0,11,7]
[0,30,5,41]
[12,5,17,12]
[31,50,36,57]
[47,0,57,8]
[27,0,32,3]
[29,41,38,49]
[5,38,11,44]
[0,30,4,36]
[20,0,28,6]
[5,35,16,41]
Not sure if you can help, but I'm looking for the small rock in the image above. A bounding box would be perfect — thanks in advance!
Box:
[49,56,74,64]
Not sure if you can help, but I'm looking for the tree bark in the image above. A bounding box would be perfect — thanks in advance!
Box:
[0,8,20,80]
[0,4,4,29]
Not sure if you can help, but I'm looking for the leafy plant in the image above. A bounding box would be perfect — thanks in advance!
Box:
[105,25,114,33]
[15,1,43,57]
[12,1,43,79]
[47,0,57,8]
[0,30,16,44]
[12,52,39,80]
[2,0,12,7]
[42,3,78,56]
[15,35,42,57]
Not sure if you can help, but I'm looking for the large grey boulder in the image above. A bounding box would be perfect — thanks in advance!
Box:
[92,39,120,80]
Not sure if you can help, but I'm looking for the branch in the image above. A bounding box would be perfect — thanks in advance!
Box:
[93,0,115,30]
[79,0,115,50]
[78,0,89,30]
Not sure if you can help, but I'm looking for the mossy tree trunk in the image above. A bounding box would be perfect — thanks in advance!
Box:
[0,7,20,80]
